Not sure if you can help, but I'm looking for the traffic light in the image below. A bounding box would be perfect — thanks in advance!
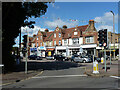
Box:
[23,35,27,48]
[98,30,104,47]
[103,29,108,48]
[98,29,108,47]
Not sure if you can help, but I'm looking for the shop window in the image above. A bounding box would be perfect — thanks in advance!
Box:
[85,36,94,43]
[72,38,79,44]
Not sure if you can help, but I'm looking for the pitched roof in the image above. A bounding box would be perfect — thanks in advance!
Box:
[62,25,88,39]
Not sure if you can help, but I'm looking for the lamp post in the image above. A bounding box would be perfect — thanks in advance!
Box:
[110,11,115,60]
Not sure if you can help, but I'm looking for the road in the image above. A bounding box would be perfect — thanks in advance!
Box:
[2,60,119,89]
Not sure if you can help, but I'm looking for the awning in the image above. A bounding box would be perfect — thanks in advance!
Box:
[47,48,55,51]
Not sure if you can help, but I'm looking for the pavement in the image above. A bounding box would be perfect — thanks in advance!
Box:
[1,59,119,86]
[84,60,119,77]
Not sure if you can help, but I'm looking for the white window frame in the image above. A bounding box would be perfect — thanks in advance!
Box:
[64,40,67,45]
[54,33,56,38]
[54,40,56,46]
[41,36,42,40]
[85,36,94,43]
[59,40,61,45]
[72,38,79,44]
[59,33,61,37]
[74,32,78,35]
[37,37,39,40]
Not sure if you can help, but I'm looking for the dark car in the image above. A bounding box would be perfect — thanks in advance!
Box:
[88,55,101,62]
[54,54,67,61]
[28,55,37,60]
[28,55,42,60]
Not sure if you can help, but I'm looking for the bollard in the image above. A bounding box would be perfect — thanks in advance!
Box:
[101,57,104,64]
[93,60,99,74]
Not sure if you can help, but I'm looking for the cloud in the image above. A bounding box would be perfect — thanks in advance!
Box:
[51,3,60,9]
[95,12,118,25]
[96,25,113,32]
[21,26,52,37]
[45,19,79,29]
[94,12,118,32]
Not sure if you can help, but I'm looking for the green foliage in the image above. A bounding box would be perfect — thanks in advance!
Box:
[2,2,48,72]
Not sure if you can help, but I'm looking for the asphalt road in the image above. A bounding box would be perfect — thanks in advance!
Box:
[2,65,119,89]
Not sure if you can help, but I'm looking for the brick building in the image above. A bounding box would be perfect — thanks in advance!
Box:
[28,20,119,58]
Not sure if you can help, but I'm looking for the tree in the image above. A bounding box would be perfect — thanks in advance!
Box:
[2,2,49,72]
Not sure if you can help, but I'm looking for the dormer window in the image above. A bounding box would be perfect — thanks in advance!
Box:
[74,32,78,35]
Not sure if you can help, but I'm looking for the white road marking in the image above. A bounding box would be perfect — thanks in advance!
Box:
[32,74,87,78]
[110,76,120,79]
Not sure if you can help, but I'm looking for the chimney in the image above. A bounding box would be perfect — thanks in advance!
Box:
[62,25,67,29]
[45,29,49,32]
[89,20,95,30]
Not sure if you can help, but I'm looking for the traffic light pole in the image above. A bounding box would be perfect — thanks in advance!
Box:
[104,47,107,72]
[25,33,28,74]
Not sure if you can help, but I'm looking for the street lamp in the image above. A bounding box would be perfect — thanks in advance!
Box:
[110,11,115,60]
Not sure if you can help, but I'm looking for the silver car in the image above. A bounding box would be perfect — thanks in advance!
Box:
[71,55,91,63]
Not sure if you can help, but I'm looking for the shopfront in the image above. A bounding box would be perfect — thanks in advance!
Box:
[30,47,37,55]
[37,46,46,57]
[46,48,55,57]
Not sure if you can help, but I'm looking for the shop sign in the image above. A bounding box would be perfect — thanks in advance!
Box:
[48,51,51,56]
[30,48,37,51]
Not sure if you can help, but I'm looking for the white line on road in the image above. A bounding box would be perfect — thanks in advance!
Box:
[110,76,120,79]
[32,74,87,78]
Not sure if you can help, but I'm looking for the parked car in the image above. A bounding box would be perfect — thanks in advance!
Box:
[54,54,68,61]
[71,55,92,63]
[28,55,42,60]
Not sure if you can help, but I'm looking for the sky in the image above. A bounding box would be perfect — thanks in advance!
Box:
[13,2,119,47]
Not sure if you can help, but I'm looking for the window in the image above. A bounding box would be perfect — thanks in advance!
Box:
[41,36,42,40]
[50,41,52,46]
[37,42,39,47]
[64,40,67,45]
[54,33,56,38]
[37,37,39,40]
[59,40,61,45]
[72,38,79,44]
[59,33,61,37]
[40,43,42,46]
[74,32,78,35]
[54,40,56,46]
[32,43,35,47]
[85,36,94,43]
